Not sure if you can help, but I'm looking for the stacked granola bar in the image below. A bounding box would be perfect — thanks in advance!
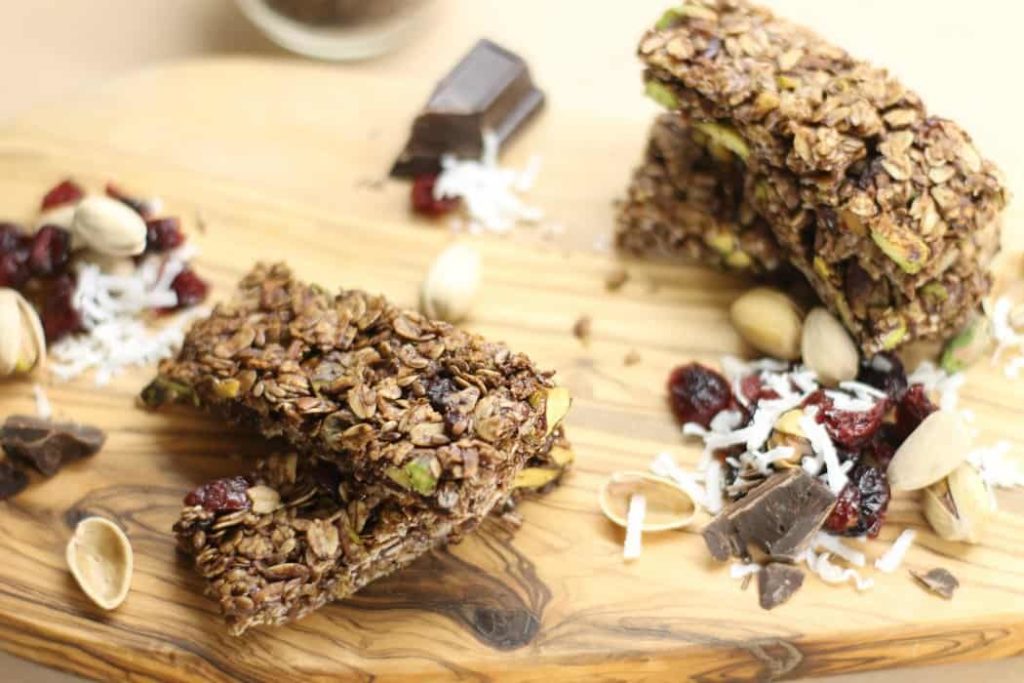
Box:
[148,263,571,633]
[622,0,1007,353]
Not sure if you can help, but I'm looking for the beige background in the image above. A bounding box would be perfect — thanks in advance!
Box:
[0,1,1022,681]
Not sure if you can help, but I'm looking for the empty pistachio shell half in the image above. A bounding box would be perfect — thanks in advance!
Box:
[922,463,991,543]
[599,471,697,532]
[801,307,859,386]
[887,411,971,492]
[730,287,803,360]
[66,517,133,610]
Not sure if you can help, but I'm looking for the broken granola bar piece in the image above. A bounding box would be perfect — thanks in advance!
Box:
[638,0,1007,352]
[144,263,570,518]
[617,114,784,275]
[703,469,836,563]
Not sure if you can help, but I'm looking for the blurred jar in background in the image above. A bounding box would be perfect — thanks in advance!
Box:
[235,0,433,60]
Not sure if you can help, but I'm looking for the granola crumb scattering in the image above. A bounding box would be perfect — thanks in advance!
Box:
[572,315,593,345]
[605,268,630,292]
[634,0,1007,353]
[624,349,642,366]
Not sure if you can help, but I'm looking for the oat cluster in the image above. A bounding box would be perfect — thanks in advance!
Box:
[629,0,1008,352]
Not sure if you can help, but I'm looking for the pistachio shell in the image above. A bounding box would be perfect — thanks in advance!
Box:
[923,464,991,543]
[887,411,971,492]
[543,387,571,437]
[549,445,575,467]
[599,471,697,532]
[0,288,46,376]
[729,287,803,360]
[801,308,859,386]
[71,196,147,257]
[514,467,561,489]
[66,517,133,610]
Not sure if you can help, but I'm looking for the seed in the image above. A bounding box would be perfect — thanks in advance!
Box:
[887,411,971,492]
[801,307,859,385]
[729,287,802,360]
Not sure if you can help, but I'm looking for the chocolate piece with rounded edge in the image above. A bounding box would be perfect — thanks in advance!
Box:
[1,415,106,476]
[758,562,805,610]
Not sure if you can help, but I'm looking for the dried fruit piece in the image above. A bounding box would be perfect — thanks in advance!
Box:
[1,415,106,476]
[910,567,959,599]
[801,307,859,386]
[599,471,697,532]
[667,363,733,428]
[729,287,802,360]
[411,174,460,217]
[823,464,890,538]
[66,516,133,610]
[821,398,888,450]
[169,269,209,309]
[184,476,251,513]
[41,179,84,211]
[40,274,83,343]
[145,217,186,253]
[27,225,71,277]
[888,411,971,492]
[857,352,908,401]
[894,384,937,444]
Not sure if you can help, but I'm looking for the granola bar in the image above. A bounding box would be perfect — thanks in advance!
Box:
[144,263,569,517]
[638,0,1008,352]
[616,113,784,275]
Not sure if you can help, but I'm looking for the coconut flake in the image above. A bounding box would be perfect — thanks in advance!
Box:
[710,409,745,434]
[800,406,847,494]
[730,562,762,579]
[874,528,917,573]
[811,532,866,567]
[651,452,708,509]
[969,441,1024,491]
[32,384,52,419]
[623,493,646,561]
[802,548,874,591]
[434,130,544,234]
[703,459,725,514]
[839,380,887,401]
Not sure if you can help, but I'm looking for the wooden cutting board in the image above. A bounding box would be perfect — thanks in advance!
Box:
[2,2,1024,680]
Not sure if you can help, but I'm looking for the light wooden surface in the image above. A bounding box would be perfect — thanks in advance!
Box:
[1,1,1024,681]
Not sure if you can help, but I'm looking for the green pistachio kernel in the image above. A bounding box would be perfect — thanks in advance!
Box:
[645,81,679,109]
[693,122,749,161]
[139,376,199,408]
[880,318,908,350]
[387,457,438,496]
[940,314,993,373]
[870,219,930,275]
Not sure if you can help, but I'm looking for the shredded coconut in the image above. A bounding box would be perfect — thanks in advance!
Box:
[49,246,205,385]
[802,548,874,591]
[811,532,866,567]
[32,384,52,419]
[969,441,1024,491]
[874,528,917,573]
[434,130,543,234]
[989,296,1024,378]
[800,406,847,494]
[703,459,725,513]
[650,452,708,509]
[623,493,646,561]
[730,563,762,579]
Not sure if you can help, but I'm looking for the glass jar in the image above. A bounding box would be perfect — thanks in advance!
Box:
[235,0,433,61]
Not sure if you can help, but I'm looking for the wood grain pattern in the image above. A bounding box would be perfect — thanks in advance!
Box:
[1,1,1024,679]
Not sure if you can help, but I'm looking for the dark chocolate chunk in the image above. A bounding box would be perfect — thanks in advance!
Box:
[910,567,959,600]
[758,562,805,610]
[0,457,28,501]
[702,469,836,562]
[1,415,106,476]
[390,39,544,177]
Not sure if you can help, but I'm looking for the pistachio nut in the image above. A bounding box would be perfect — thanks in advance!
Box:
[0,288,46,376]
[870,217,930,275]
[645,81,679,109]
[693,122,750,162]
[940,312,994,373]
[922,463,991,543]
[729,287,803,360]
[66,516,133,610]
[71,196,147,257]
[420,242,481,324]
[801,307,859,386]
[766,409,811,465]
[599,471,697,532]
[887,410,971,492]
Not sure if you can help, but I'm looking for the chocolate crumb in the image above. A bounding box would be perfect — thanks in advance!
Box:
[702,469,836,562]
[758,562,805,610]
[572,315,592,346]
[0,457,28,501]
[624,349,642,366]
[1,415,106,476]
[605,268,630,292]
[910,567,959,599]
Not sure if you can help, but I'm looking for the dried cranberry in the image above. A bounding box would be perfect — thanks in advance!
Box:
[821,398,889,449]
[145,217,185,253]
[863,424,899,468]
[426,376,458,413]
[106,182,151,217]
[411,174,460,217]
[41,274,83,343]
[184,475,251,513]
[740,373,780,403]
[0,222,26,252]
[667,363,734,428]
[0,251,30,289]
[40,179,84,210]
[170,268,209,309]
[824,464,890,538]
[857,352,908,401]
[894,383,937,443]
[27,225,71,277]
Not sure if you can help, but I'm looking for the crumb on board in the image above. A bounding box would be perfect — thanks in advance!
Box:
[573,315,592,346]
[605,268,630,292]
[624,350,642,366]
